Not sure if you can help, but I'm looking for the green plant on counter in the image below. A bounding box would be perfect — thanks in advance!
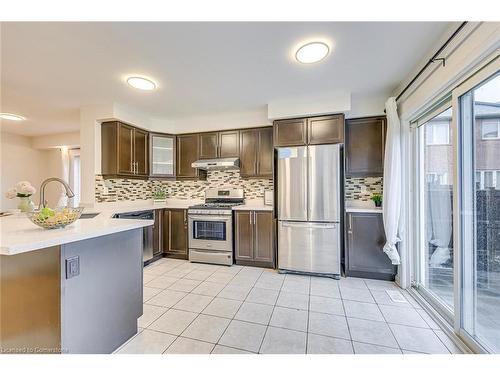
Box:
[153,187,167,200]
[371,194,383,207]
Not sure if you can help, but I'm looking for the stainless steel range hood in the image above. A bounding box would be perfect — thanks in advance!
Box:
[191,157,240,170]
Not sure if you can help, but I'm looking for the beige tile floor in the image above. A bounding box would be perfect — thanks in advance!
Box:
[115,258,462,354]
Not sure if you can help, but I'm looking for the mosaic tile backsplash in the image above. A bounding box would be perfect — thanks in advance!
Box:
[345,177,383,201]
[95,170,274,203]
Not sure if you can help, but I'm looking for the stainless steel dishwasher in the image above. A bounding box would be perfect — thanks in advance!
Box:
[113,210,154,264]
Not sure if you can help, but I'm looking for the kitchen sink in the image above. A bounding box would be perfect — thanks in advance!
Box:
[80,213,100,219]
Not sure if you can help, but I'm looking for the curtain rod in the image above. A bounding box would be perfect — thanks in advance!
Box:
[394,21,468,103]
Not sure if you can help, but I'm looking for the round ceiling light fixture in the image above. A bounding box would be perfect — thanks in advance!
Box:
[0,113,26,121]
[295,41,330,64]
[126,76,157,91]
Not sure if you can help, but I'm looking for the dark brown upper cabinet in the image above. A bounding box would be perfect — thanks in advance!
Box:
[101,121,149,178]
[150,133,175,179]
[199,132,219,159]
[273,118,307,147]
[176,134,203,179]
[308,114,344,145]
[257,127,273,176]
[345,116,386,177]
[199,130,240,159]
[235,210,274,268]
[240,127,273,178]
[273,114,344,147]
[218,130,240,158]
[134,128,149,176]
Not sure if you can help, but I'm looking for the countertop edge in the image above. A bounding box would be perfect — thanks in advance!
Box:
[1,219,153,256]
[345,207,383,213]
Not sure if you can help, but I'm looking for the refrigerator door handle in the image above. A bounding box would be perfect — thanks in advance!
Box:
[281,221,337,229]
[303,147,308,221]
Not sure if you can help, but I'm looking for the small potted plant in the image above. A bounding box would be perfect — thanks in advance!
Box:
[5,181,37,212]
[153,187,167,204]
[371,194,382,208]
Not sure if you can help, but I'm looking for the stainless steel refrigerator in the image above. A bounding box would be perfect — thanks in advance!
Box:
[277,144,341,278]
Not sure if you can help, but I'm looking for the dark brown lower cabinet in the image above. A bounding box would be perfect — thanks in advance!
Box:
[235,210,274,268]
[345,212,397,280]
[163,209,188,259]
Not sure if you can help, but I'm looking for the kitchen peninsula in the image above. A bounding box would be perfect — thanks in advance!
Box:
[0,213,153,354]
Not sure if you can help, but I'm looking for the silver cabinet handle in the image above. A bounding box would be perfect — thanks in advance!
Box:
[253,211,257,226]
[249,211,253,225]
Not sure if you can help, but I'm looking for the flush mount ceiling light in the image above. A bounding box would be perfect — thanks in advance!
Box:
[126,76,157,91]
[295,42,330,64]
[0,113,25,121]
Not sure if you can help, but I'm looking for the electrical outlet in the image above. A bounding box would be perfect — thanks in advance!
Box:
[65,256,80,279]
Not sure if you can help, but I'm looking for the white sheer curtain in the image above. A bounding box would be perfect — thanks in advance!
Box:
[429,185,453,266]
[57,147,70,207]
[383,97,402,265]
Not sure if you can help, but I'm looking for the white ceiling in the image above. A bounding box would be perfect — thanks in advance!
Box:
[1,22,451,136]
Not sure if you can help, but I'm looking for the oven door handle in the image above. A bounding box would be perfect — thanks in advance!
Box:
[188,215,232,222]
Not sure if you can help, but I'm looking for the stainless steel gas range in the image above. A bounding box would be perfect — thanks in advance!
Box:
[188,188,244,266]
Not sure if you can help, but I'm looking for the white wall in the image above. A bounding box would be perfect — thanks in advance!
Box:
[349,93,388,118]
[153,106,270,134]
[79,104,115,206]
[267,91,351,120]
[32,131,80,149]
[398,22,500,120]
[0,132,72,210]
[0,132,48,209]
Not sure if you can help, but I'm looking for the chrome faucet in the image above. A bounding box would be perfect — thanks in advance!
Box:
[39,178,75,208]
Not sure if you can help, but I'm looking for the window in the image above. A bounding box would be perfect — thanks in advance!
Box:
[484,171,494,188]
[426,121,450,145]
[475,170,500,190]
[426,172,448,185]
[481,119,500,139]
[69,149,81,207]
[415,106,454,315]
[459,70,500,352]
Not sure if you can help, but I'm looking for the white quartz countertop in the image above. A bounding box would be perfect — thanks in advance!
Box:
[233,200,273,211]
[0,198,275,256]
[85,199,203,216]
[345,207,383,213]
[0,214,153,256]
[89,199,273,213]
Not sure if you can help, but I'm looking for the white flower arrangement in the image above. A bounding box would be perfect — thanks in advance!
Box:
[5,181,37,199]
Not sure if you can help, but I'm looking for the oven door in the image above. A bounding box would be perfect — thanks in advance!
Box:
[188,214,232,252]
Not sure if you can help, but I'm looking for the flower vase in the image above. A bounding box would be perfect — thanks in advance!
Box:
[18,196,35,213]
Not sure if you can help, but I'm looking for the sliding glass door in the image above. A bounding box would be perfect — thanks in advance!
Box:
[412,58,500,352]
[414,105,455,318]
[457,70,500,352]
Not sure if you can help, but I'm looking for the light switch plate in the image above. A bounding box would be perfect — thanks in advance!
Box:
[65,256,80,279]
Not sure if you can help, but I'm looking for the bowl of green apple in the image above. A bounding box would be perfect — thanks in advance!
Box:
[28,206,84,229]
